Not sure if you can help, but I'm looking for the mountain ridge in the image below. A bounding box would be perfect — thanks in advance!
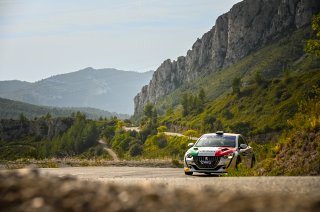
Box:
[0,68,153,114]
[0,97,129,120]
[134,0,320,115]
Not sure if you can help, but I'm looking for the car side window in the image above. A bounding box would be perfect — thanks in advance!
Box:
[242,136,248,145]
[238,136,246,147]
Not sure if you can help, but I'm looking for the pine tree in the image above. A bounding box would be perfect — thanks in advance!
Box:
[305,14,320,57]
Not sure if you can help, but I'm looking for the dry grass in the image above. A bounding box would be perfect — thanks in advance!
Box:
[0,158,180,169]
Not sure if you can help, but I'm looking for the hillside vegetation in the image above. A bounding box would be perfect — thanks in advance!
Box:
[155,27,320,142]
[0,113,119,160]
[126,23,320,175]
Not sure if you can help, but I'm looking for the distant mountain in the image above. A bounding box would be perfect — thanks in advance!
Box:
[0,68,153,114]
[0,97,129,120]
[0,80,31,93]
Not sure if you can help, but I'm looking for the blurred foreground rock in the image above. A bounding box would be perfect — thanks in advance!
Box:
[0,168,319,212]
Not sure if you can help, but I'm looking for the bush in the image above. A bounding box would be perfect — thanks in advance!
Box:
[183,130,199,138]
[230,122,252,135]
[171,159,182,168]
[129,144,143,157]
[156,133,168,148]
[157,126,168,133]
[143,134,190,159]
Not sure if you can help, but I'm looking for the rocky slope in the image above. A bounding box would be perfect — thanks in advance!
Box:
[264,131,320,175]
[0,68,153,115]
[134,0,320,115]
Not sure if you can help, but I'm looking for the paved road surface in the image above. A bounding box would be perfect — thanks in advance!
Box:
[163,132,198,140]
[123,127,198,140]
[40,167,320,197]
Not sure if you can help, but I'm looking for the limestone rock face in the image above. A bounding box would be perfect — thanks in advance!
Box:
[134,0,320,115]
[0,118,74,141]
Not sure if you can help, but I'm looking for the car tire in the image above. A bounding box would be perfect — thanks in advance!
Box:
[185,172,193,175]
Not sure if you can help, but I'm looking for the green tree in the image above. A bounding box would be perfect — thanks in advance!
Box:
[193,88,206,114]
[140,103,159,142]
[183,129,199,138]
[152,108,158,126]
[202,114,216,132]
[101,125,116,144]
[254,71,265,86]
[199,88,205,104]
[305,14,320,57]
[232,77,241,95]
[116,120,125,131]
[182,93,190,116]
[144,103,154,118]
[75,111,86,121]
[182,91,204,116]
[45,112,52,120]
[19,113,28,123]
[157,125,168,133]
[129,143,143,156]
[47,116,99,157]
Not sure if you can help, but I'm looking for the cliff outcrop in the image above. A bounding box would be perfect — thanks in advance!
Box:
[134,0,320,115]
[0,118,74,141]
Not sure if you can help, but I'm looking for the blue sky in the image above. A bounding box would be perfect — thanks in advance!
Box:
[0,0,241,82]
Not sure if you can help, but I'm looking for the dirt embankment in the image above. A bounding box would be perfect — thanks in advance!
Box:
[0,168,319,212]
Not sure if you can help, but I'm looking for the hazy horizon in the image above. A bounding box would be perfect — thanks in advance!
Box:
[0,0,241,82]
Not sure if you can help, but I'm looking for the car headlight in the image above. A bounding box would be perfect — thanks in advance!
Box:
[186,153,193,158]
[223,153,234,159]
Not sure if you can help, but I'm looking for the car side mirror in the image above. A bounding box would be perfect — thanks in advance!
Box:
[188,143,194,148]
[239,144,248,149]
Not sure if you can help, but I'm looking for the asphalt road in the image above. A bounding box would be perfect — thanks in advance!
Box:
[40,167,320,197]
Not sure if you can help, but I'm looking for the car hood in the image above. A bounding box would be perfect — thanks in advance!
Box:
[188,147,236,157]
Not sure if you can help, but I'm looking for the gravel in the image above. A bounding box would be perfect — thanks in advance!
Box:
[0,168,319,212]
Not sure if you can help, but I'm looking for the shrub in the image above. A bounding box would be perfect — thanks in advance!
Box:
[171,159,182,168]
[157,126,168,133]
[183,130,199,138]
[129,144,143,157]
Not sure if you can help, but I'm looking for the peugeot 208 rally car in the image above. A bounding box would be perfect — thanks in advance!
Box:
[184,131,255,175]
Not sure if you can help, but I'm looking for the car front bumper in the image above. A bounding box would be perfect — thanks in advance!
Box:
[184,155,236,173]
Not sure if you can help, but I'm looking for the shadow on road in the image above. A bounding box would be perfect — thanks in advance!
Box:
[189,173,222,178]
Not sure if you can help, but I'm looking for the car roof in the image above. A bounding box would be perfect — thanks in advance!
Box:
[202,133,240,137]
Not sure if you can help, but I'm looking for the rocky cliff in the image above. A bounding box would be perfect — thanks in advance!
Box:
[0,118,74,141]
[134,0,320,115]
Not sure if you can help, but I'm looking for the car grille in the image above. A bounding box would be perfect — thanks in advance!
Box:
[193,156,220,169]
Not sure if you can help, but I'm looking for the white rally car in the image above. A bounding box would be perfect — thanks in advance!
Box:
[184,131,255,175]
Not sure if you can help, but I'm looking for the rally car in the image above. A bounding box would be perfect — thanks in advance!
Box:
[184,131,255,175]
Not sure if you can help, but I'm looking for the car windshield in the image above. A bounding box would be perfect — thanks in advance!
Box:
[195,135,236,147]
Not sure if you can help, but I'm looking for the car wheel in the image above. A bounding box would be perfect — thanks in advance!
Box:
[185,172,193,175]
[251,156,256,168]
